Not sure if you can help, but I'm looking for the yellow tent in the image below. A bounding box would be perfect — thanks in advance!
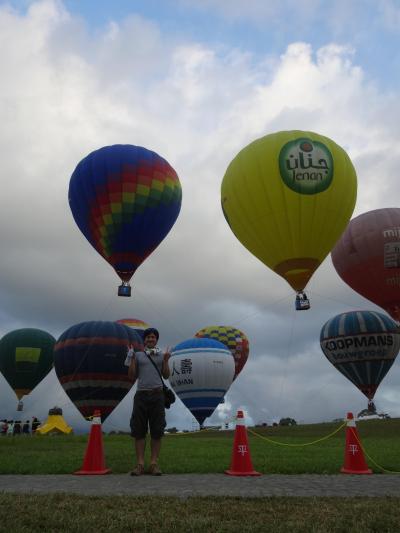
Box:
[36,407,73,435]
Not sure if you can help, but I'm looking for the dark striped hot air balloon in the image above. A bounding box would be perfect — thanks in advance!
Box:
[54,321,143,421]
[0,328,55,409]
[320,310,400,411]
[68,145,182,296]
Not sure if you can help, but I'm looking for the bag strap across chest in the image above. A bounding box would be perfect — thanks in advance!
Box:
[144,352,165,388]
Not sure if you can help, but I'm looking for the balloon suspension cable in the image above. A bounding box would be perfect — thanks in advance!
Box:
[134,286,188,341]
[228,291,294,328]
[309,289,364,311]
[274,307,298,422]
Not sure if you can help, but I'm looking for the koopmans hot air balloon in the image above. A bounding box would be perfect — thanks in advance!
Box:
[332,208,400,323]
[169,338,235,427]
[0,328,55,410]
[194,325,249,380]
[68,145,182,296]
[54,321,143,421]
[221,131,357,309]
[320,310,400,412]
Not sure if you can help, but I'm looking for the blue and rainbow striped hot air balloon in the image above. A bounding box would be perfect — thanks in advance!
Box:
[68,145,182,295]
[54,321,143,421]
[169,338,235,427]
[320,310,400,409]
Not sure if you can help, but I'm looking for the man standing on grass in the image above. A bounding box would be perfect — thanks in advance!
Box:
[127,327,171,476]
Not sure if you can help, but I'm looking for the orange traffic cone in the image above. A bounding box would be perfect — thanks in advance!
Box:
[225,410,261,476]
[74,410,111,475]
[340,412,372,475]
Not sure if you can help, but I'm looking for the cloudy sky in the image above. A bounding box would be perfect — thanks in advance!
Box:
[0,0,399,433]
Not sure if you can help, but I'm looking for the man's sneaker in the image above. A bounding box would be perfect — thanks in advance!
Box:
[130,464,145,476]
[149,463,162,476]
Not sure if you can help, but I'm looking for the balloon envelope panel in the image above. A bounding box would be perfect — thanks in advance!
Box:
[116,318,150,339]
[54,321,143,421]
[68,144,182,282]
[0,328,55,399]
[320,310,400,400]
[195,325,249,379]
[221,130,357,291]
[169,338,235,425]
[332,208,400,322]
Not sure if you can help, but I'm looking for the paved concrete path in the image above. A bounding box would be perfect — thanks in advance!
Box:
[1,474,399,497]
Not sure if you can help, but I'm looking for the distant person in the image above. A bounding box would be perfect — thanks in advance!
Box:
[0,420,7,436]
[7,421,14,436]
[31,417,41,434]
[13,421,21,435]
[22,420,30,435]
[127,327,171,476]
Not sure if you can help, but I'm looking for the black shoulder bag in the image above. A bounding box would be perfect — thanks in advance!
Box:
[144,351,176,409]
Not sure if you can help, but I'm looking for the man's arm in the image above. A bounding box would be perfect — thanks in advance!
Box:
[128,355,137,384]
[162,349,171,379]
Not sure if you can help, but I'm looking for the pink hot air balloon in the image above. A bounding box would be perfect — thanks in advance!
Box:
[332,208,400,322]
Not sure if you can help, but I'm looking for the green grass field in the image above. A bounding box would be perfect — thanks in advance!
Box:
[1,419,399,531]
[0,494,399,532]
[0,418,399,474]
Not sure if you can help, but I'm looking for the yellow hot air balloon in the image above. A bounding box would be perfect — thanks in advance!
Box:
[221,130,357,307]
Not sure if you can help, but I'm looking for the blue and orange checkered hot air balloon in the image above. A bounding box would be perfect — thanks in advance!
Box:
[195,326,249,380]
[68,145,182,296]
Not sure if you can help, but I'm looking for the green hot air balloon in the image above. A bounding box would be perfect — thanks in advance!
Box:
[0,328,55,409]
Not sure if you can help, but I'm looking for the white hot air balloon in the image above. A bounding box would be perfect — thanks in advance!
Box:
[169,338,235,427]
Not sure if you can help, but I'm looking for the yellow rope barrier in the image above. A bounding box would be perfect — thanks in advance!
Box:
[172,418,347,443]
[248,421,400,472]
[168,414,399,474]
[247,422,347,447]
[349,428,400,474]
